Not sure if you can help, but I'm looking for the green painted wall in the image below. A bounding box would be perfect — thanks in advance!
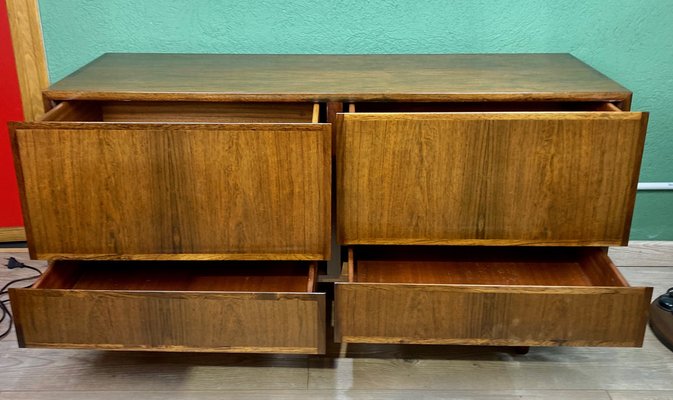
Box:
[38,0,673,239]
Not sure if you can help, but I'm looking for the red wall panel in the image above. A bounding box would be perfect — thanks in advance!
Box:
[0,0,25,227]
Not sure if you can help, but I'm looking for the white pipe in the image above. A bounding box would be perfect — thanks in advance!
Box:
[638,182,673,190]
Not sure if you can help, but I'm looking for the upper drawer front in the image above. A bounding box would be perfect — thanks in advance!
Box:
[337,112,647,246]
[12,122,331,260]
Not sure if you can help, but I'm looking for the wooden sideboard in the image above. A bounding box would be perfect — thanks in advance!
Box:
[8,54,652,353]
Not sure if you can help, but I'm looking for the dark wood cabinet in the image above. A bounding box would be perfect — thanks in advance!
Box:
[8,53,651,353]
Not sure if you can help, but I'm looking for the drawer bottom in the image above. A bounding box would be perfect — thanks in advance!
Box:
[10,260,325,354]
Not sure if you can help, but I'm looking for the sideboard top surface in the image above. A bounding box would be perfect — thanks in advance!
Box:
[45,53,631,103]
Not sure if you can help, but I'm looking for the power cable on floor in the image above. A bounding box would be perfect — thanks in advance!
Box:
[0,257,42,340]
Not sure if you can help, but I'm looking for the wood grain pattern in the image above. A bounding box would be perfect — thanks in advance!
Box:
[11,122,331,260]
[5,0,48,120]
[101,101,316,123]
[2,244,673,398]
[334,246,652,347]
[10,260,326,353]
[337,111,647,246]
[351,101,620,112]
[0,226,25,242]
[326,102,343,154]
[33,260,315,292]
[11,290,325,353]
[351,247,609,286]
[335,284,651,347]
[44,54,631,103]
[580,248,629,287]
[307,261,317,292]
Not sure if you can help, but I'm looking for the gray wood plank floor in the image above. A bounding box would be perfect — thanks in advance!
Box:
[1,248,672,400]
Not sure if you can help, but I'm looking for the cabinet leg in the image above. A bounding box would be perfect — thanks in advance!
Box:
[512,346,530,355]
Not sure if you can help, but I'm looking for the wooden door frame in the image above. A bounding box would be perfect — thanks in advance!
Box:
[1,0,48,242]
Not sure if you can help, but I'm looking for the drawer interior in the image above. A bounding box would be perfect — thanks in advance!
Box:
[348,246,628,287]
[36,260,318,293]
[349,101,621,113]
[40,101,319,123]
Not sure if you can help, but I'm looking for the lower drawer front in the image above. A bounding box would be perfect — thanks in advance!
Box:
[10,261,325,354]
[335,247,652,347]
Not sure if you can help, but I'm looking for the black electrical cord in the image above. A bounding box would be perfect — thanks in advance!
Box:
[0,300,13,340]
[0,257,42,340]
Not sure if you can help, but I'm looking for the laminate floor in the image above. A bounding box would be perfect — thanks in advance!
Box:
[1,247,672,400]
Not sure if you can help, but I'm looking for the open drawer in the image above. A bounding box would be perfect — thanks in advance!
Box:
[335,246,652,347]
[9,260,325,353]
[336,102,648,246]
[11,101,331,260]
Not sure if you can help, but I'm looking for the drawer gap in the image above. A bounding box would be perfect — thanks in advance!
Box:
[36,260,317,293]
[349,246,627,287]
[348,101,622,113]
[42,101,318,123]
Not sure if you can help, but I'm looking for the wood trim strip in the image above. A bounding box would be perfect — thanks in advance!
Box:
[603,102,622,112]
[6,0,48,120]
[43,91,634,104]
[341,111,644,121]
[341,238,626,246]
[307,262,317,292]
[0,226,25,242]
[11,121,331,131]
[620,113,650,245]
[339,336,643,347]
[341,283,643,295]
[8,124,36,257]
[315,294,326,354]
[32,253,329,261]
[16,342,323,354]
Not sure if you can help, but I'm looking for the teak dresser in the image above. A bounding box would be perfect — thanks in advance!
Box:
[8,54,652,353]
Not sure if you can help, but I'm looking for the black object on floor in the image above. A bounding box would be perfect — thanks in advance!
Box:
[650,288,673,352]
